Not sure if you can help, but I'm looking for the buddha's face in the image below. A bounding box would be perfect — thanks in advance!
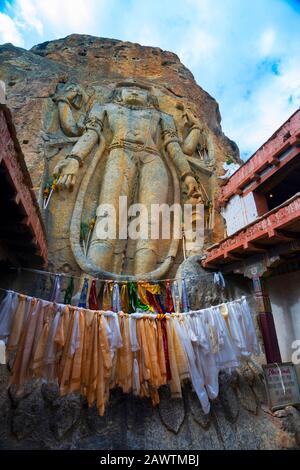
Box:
[121,87,148,106]
[65,84,83,109]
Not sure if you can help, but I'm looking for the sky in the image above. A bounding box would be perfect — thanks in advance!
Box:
[0,0,300,160]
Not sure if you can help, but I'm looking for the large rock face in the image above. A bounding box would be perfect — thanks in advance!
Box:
[0,34,239,281]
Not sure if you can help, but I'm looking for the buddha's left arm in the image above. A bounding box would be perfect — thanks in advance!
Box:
[160,114,198,195]
[160,113,192,179]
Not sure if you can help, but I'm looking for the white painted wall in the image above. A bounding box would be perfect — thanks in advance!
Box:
[221,192,258,236]
[268,271,300,383]
[243,192,258,224]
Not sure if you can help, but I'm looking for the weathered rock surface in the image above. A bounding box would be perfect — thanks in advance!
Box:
[1,35,238,144]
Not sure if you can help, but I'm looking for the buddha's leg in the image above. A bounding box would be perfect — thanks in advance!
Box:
[89,148,136,272]
[133,155,168,275]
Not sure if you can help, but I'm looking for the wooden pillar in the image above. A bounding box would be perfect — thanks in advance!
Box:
[252,276,281,363]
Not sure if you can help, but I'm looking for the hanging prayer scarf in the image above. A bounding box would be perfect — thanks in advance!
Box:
[137,283,154,312]
[78,278,89,308]
[128,282,136,313]
[165,280,174,313]
[102,281,113,310]
[146,291,163,314]
[159,316,172,381]
[120,283,129,313]
[50,274,61,303]
[157,294,165,313]
[112,282,121,313]
[0,291,18,342]
[139,282,161,296]
[173,280,181,313]
[181,278,190,313]
[0,289,259,417]
[64,276,74,305]
[88,280,99,310]
[128,282,149,313]
[220,303,231,334]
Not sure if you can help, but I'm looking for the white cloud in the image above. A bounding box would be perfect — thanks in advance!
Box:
[131,25,162,49]
[1,0,109,45]
[225,56,300,158]
[0,11,24,46]
[178,29,218,68]
[27,0,101,35]
[16,0,43,35]
[172,0,300,159]
[259,29,276,56]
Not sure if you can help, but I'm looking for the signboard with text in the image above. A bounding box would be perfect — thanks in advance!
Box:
[263,362,300,411]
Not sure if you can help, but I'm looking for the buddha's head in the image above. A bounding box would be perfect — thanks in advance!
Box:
[120,86,148,106]
[112,81,159,108]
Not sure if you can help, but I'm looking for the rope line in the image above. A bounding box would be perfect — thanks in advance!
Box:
[8,265,218,284]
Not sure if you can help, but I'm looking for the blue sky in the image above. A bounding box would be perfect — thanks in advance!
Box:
[0,0,300,160]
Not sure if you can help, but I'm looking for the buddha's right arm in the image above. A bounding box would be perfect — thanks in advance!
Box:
[53,107,104,189]
[68,129,99,163]
[66,107,105,163]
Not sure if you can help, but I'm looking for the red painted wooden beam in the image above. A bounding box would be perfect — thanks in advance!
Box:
[203,193,300,267]
[0,109,47,265]
[219,109,300,205]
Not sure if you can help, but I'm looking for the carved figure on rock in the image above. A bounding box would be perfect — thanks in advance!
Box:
[53,80,201,278]
[179,105,211,164]
[53,83,89,137]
